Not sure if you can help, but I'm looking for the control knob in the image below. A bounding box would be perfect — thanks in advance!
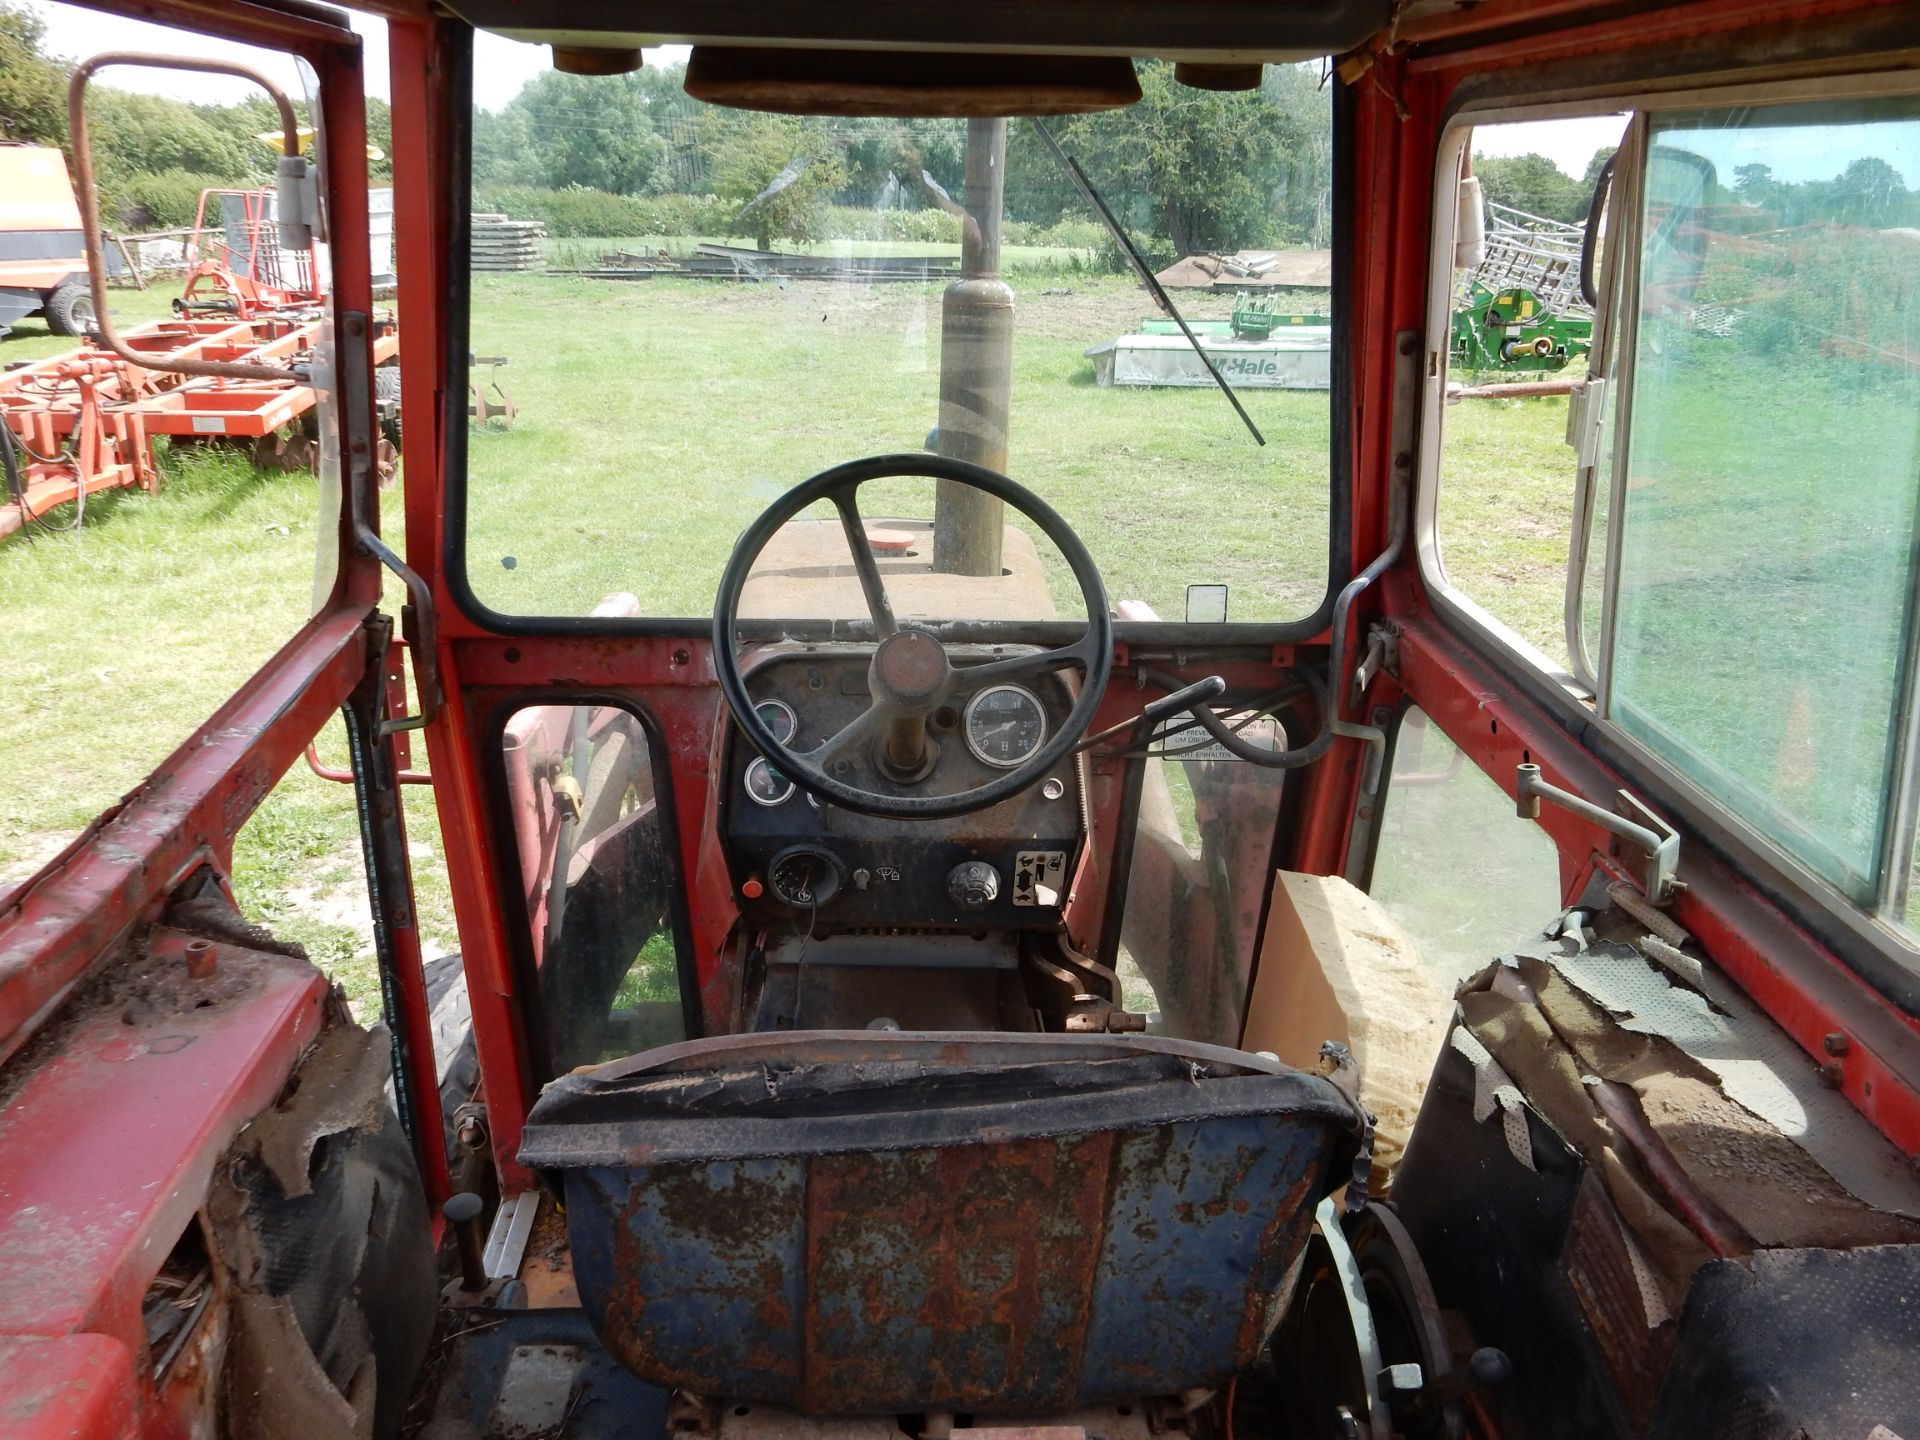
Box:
[947,861,1001,910]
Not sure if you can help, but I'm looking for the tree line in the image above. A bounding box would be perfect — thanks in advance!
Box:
[473,59,1335,256]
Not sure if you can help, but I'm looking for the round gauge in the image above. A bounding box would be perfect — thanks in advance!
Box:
[963,685,1049,769]
[754,699,798,744]
[744,756,795,807]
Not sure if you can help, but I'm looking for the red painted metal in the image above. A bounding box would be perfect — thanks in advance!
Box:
[0,608,368,1065]
[0,1333,138,1440]
[1287,53,1434,879]
[0,938,327,1342]
[380,12,555,1184]
[1402,0,1907,74]
[0,356,154,538]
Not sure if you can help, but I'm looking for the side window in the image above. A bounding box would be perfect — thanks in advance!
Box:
[0,18,345,904]
[1365,707,1565,985]
[1426,93,1920,955]
[1117,732,1288,1046]
[500,702,693,1070]
[1428,115,1629,677]
[1603,100,1920,907]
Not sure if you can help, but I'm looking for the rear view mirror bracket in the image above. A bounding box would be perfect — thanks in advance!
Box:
[1578,149,1618,310]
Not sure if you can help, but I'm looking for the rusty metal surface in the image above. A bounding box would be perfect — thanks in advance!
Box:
[524,1032,1360,1414]
[0,926,327,1347]
[549,1026,1299,1082]
[1561,1174,1676,1432]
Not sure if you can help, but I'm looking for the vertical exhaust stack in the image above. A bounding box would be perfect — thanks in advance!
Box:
[933,118,1012,577]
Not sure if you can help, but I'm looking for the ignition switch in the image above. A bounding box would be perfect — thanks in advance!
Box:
[947,861,1001,910]
[767,846,845,908]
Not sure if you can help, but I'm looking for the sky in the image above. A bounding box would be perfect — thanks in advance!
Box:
[24,2,669,113]
[1471,115,1631,179]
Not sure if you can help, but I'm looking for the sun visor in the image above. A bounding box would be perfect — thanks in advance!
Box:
[685,47,1138,117]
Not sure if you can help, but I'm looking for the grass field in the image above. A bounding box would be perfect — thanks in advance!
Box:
[0,287,449,1003]
[461,271,1333,624]
[0,254,1585,1013]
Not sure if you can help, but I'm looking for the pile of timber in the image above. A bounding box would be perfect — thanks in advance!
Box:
[548,242,961,284]
[471,214,546,272]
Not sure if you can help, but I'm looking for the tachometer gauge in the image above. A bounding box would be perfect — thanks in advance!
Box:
[963,685,1048,769]
[754,699,798,744]
[744,756,795,807]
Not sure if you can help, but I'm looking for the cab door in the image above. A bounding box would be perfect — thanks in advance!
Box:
[0,7,446,1438]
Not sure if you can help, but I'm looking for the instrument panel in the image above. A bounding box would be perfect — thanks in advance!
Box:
[722,648,1083,931]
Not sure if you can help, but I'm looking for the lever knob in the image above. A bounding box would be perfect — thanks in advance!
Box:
[947,861,1000,910]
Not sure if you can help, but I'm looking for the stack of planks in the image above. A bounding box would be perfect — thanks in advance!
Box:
[470,214,546,272]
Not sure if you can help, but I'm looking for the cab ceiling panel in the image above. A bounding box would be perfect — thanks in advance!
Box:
[441,0,1392,62]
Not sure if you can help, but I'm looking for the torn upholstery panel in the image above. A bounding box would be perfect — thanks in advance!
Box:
[1457,931,1920,1313]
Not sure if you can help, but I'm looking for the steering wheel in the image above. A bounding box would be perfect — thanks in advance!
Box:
[712,454,1113,820]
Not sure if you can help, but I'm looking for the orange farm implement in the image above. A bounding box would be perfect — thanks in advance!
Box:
[1,311,397,540]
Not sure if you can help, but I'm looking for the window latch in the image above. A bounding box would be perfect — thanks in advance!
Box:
[1516,763,1681,904]
[1565,376,1608,470]
[1351,623,1399,703]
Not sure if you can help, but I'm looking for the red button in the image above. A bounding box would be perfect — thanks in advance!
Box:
[741,877,764,899]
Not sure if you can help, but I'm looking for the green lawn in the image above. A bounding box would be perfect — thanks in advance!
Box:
[0,285,450,1005]
[462,272,1332,624]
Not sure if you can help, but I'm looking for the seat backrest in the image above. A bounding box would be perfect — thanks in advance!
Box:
[520,1031,1366,1415]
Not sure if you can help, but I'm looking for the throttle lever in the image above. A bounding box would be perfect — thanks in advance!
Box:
[1073,675,1227,754]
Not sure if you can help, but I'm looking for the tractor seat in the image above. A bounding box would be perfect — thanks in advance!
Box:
[519,1030,1366,1416]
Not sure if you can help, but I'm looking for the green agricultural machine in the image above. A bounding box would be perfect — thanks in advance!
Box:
[1448,202,1595,374]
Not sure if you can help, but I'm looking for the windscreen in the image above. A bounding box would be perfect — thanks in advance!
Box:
[458,55,1335,627]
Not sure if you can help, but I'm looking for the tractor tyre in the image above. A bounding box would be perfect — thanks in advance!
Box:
[42,277,96,337]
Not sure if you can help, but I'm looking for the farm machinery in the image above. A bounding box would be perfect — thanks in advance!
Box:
[1,309,399,539]
[0,166,404,540]
[1448,202,1595,375]
[1098,202,1592,393]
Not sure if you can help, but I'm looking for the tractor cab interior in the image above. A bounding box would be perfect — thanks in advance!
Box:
[5,2,1920,1440]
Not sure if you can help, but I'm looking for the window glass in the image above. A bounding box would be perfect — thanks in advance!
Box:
[0,11,345,903]
[500,702,690,1071]
[1606,99,1920,902]
[1116,730,1288,1046]
[1431,115,1628,673]
[461,54,1335,623]
[1367,708,1565,985]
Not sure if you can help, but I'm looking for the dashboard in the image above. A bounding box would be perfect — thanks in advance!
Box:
[723,646,1085,932]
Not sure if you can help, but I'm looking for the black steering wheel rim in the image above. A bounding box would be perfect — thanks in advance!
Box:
[712,453,1113,820]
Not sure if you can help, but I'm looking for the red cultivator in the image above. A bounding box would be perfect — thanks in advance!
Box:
[0,311,397,539]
